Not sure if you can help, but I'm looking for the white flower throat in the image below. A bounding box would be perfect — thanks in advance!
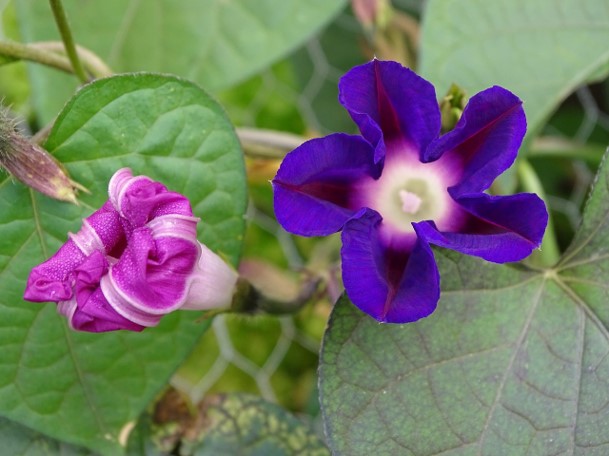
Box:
[364,159,450,234]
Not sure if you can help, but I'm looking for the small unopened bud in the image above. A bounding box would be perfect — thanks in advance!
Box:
[352,0,392,30]
[0,109,81,204]
[440,84,468,133]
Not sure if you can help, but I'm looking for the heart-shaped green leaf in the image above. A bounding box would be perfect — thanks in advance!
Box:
[420,0,609,143]
[319,153,609,453]
[0,74,246,455]
[14,0,347,123]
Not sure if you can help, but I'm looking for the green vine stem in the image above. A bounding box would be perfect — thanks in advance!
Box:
[49,0,88,83]
[530,136,605,164]
[0,40,112,80]
[36,41,113,78]
[518,158,561,267]
[0,40,73,74]
[237,127,304,159]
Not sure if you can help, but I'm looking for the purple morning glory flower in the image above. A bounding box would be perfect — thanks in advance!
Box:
[272,60,548,324]
[24,168,237,332]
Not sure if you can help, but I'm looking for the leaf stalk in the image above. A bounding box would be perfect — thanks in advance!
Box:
[518,159,561,267]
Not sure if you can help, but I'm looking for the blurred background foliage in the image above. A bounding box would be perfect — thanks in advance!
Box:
[0,0,608,452]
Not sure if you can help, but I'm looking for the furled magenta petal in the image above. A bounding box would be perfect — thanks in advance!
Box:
[108,229,197,312]
[72,249,109,305]
[417,192,548,263]
[69,288,146,332]
[101,271,164,327]
[425,86,526,195]
[141,237,200,306]
[273,133,378,236]
[148,215,237,310]
[102,218,200,326]
[59,251,144,332]
[109,168,193,227]
[338,59,441,162]
[70,201,126,255]
[23,201,125,303]
[24,241,85,302]
[341,208,440,323]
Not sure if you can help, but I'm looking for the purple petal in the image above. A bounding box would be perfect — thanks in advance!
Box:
[341,208,440,323]
[273,133,378,236]
[425,86,526,195]
[416,192,548,263]
[339,59,441,162]
[60,251,144,332]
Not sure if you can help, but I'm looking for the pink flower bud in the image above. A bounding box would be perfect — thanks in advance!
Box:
[24,168,237,332]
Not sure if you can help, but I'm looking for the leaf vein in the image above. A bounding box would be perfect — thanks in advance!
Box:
[477,277,546,454]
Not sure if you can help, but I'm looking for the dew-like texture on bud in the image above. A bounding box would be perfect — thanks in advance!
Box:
[0,110,79,204]
[24,168,238,333]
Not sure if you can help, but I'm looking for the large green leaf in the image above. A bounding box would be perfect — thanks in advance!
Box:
[319,152,609,453]
[420,0,609,143]
[184,393,329,455]
[14,0,346,123]
[0,416,92,455]
[0,74,246,455]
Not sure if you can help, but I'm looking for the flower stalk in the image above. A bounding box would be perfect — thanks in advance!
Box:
[231,276,321,316]
[232,259,323,315]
